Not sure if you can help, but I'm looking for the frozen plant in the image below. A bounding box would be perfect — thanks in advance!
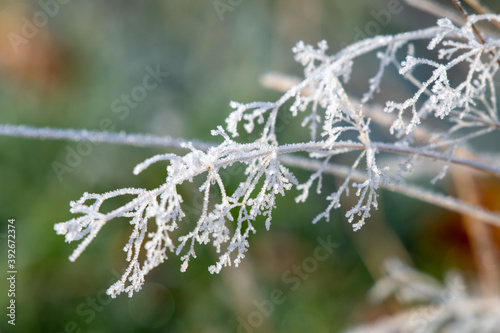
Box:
[50,13,500,297]
[346,258,500,333]
[2,7,500,299]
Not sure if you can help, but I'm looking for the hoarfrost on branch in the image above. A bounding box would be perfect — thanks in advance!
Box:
[54,15,500,297]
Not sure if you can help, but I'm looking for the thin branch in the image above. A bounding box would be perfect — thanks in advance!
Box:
[452,0,487,44]
[279,155,500,228]
[0,124,212,151]
[452,153,500,295]
[405,0,467,26]
[406,0,500,36]
[463,0,500,31]
[451,0,500,65]
[260,73,500,177]
[261,72,500,133]
[2,124,500,226]
[2,124,500,177]
[372,142,500,176]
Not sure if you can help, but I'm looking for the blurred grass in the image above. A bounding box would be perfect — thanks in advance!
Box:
[0,0,499,332]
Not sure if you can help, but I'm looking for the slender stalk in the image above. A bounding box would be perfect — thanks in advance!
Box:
[451,0,500,65]
[405,0,467,26]
[2,124,500,226]
[261,72,500,175]
[462,0,500,31]
[452,150,500,295]
[452,0,487,43]
[406,0,500,36]
[2,124,500,177]
[0,124,212,151]
[279,155,500,228]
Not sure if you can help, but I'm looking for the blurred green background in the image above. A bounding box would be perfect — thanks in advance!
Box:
[1,0,499,332]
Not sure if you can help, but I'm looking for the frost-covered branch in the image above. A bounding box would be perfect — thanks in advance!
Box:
[279,155,500,227]
[5,123,498,176]
[3,123,500,226]
[0,124,212,150]
[46,14,500,297]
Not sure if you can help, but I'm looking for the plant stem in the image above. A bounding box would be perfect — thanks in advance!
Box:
[451,0,500,65]
[279,155,500,228]
[0,124,212,150]
[452,149,500,295]
[2,124,500,177]
[463,0,500,31]
[2,123,500,226]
